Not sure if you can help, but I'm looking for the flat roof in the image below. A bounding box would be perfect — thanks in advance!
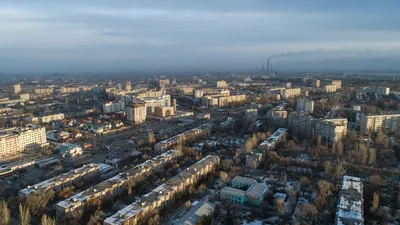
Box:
[20,163,100,196]
[173,201,215,225]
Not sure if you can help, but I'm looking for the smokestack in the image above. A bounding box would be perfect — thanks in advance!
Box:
[267,58,270,73]
[173,99,177,112]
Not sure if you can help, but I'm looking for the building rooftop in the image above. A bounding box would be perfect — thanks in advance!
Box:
[103,155,219,225]
[56,150,181,210]
[258,128,287,149]
[172,201,215,225]
[336,176,364,225]
[232,176,257,186]
[246,183,268,198]
[20,163,100,196]
[221,187,246,197]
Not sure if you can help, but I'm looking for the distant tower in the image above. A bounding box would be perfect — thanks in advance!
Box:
[173,99,177,112]
[267,58,270,73]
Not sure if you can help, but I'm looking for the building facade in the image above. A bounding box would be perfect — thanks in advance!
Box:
[39,113,65,124]
[102,101,125,113]
[288,112,318,140]
[297,99,314,114]
[360,113,400,135]
[282,88,301,99]
[154,106,174,117]
[316,118,348,144]
[126,101,147,124]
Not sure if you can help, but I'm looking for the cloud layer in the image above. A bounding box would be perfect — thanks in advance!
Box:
[1,0,400,73]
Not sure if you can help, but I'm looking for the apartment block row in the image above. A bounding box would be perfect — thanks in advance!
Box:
[0,125,48,157]
[24,113,65,124]
[103,155,220,225]
[202,94,247,108]
[56,150,181,219]
[335,176,364,225]
[20,163,108,197]
[360,113,400,135]
[246,128,287,169]
[154,123,213,153]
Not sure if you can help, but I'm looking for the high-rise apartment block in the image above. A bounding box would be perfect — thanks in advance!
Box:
[288,112,318,140]
[360,113,400,135]
[282,88,301,99]
[126,101,147,124]
[13,84,21,94]
[315,118,348,144]
[297,98,314,114]
[324,84,337,93]
[0,125,47,157]
[102,101,125,113]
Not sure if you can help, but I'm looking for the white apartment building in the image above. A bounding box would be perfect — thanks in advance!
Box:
[142,95,171,114]
[316,118,348,144]
[0,125,47,157]
[360,113,400,135]
[102,101,125,113]
[324,84,337,93]
[282,88,301,99]
[126,101,147,124]
[103,155,220,225]
[13,84,21,94]
[39,113,65,124]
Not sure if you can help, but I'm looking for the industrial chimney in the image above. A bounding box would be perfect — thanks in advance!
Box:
[173,99,177,112]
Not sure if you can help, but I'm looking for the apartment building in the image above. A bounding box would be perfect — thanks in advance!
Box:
[34,87,54,95]
[316,118,348,144]
[360,113,400,135]
[39,113,65,124]
[56,150,181,220]
[245,128,287,169]
[297,98,314,114]
[203,94,246,108]
[335,176,364,225]
[324,84,337,93]
[126,101,147,124]
[143,95,171,114]
[103,155,220,225]
[13,84,21,94]
[267,106,288,127]
[20,163,105,197]
[154,123,213,153]
[59,86,92,93]
[102,101,125,113]
[0,125,47,157]
[194,89,204,98]
[321,79,342,89]
[216,80,227,88]
[137,89,166,98]
[282,88,301,99]
[312,79,320,88]
[362,86,390,96]
[288,112,318,140]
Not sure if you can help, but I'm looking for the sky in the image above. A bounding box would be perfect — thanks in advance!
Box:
[1,0,400,74]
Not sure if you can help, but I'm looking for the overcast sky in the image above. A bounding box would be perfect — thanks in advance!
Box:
[1,0,400,74]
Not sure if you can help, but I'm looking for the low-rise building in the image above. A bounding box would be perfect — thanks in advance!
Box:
[154,123,213,153]
[335,176,364,225]
[171,201,215,225]
[221,187,246,204]
[56,150,181,220]
[154,106,174,117]
[19,163,104,197]
[58,143,82,158]
[39,113,65,124]
[103,155,220,225]
[231,176,257,189]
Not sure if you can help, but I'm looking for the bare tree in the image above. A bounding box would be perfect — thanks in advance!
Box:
[368,148,376,165]
[371,192,379,213]
[0,200,10,225]
[219,171,229,184]
[19,203,31,225]
[274,198,285,214]
[41,214,56,225]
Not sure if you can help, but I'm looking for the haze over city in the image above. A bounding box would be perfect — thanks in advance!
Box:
[1,0,400,74]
